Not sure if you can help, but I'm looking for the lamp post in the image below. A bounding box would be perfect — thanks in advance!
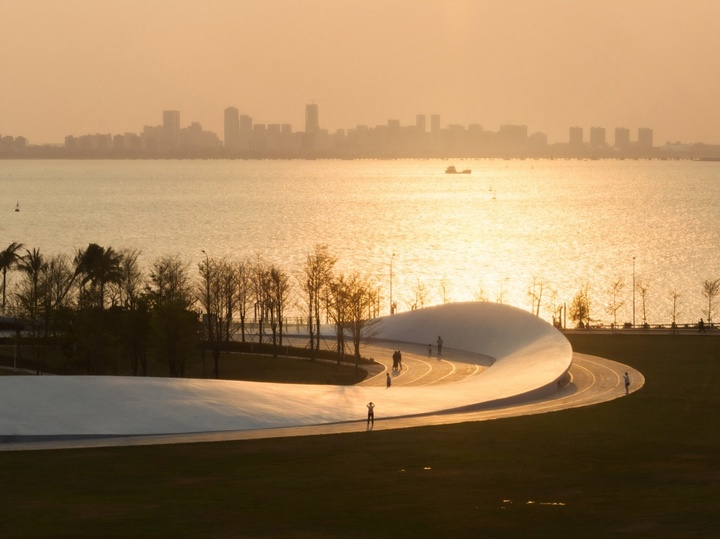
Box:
[632,256,636,328]
[390,253,395,315]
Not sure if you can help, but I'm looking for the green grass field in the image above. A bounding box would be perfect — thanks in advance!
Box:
[1,334,719,538]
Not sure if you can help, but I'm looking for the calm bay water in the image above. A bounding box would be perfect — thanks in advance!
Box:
[2,158,719,325]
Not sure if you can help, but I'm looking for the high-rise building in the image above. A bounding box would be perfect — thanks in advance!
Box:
[224,107,240,150]
[163,110,180,149]
[638,127,653,148]
[589,127,606,147]
[430,114,441,133]
[569,126,583,146]
[615,127,630,149]
[305,103,319,134]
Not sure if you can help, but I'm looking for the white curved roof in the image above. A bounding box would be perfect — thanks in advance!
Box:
[0,302,572,439]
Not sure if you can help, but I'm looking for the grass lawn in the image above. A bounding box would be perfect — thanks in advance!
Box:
[1,334,719,538]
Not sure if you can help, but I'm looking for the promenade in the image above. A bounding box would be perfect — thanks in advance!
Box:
[0,303,644,452]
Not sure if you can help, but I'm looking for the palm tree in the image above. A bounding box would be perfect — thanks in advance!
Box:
[74,243,123,309]
[0,241,24,314]
[17,248,47,316]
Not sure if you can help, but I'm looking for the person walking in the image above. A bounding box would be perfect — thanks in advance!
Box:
[386,373,392,388]
[367,402,375,425]
[397,350,403,370]
[624,372,630,395]
[436,335,443,355]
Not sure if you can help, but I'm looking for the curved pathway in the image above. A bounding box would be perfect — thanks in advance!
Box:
[0,303,644,451]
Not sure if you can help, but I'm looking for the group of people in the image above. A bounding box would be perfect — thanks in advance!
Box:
[392,350,403,370]
[428,335,443,356]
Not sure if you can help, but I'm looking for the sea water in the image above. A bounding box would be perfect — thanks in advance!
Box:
[2,158,719,325]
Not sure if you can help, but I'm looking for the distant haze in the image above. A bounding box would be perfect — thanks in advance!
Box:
[2,0,719,145]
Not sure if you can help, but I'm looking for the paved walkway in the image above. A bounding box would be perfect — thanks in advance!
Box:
[0,345,643,452]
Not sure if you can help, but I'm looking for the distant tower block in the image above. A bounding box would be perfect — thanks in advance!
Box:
[569,126,583,146]
[305,103,319,134]
[224,107,240,150]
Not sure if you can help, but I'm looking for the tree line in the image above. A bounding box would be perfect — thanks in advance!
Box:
[0,242,381,377]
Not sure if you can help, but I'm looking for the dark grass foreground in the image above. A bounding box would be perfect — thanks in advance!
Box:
[1,334,719,538]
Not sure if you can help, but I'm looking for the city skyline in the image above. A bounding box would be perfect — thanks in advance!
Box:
[1,1,719,146]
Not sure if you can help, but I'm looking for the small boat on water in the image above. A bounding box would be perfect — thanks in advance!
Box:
[14,202,19,212]
[445,165,471,174]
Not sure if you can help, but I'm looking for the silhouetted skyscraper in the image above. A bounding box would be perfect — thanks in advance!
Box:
[638,127,653,148]
[305,103,319,134]
[590,126,606,147]
[224,107,240,149]
[569,126,583,146]
[615,127,630,149]
[163,110,180,149]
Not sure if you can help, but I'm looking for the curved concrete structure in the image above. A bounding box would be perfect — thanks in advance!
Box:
[373,301,572,408]
[0,302,578,445]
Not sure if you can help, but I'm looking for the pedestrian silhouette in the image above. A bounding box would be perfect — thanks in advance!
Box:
[437,335,443,355]
[624,372,630,395]
[386,373,392,388]
[367,402,375,425]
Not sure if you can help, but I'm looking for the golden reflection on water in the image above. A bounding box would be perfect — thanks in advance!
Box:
[3,159,720,325]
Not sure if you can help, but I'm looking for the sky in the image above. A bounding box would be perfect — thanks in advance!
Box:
[1,0,719,145]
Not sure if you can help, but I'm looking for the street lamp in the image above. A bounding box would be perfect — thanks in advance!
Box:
[632,256,636,328]
[390,253,395,315]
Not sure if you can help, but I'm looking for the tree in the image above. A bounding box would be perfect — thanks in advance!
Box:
[439,277,452,304]
[0,241,24,314]
[528,276,545,317]
[408,279,429,310]
[147,255,198,377]
[569,283,591,328]
[269,264,291,354]
[605,278,625,328]
[701,278,720,324]
[74,243,123,309]
[108,248,143,309]
[300,244,336,359]
[668,289,682,333]
[345,273,381,372]
[327,274,350,360]
[235,259,251,343]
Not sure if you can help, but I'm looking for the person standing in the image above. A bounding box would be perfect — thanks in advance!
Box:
[428,344,432,356]
[386,373,392,388]
[437,335,443,355]
[367,402,375,425]
[397,350,403,370]
[624,372,630,395]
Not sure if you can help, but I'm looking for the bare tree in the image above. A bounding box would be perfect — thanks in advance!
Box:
[345,273,381,372]
[235,259,251,343]
[327,274,349,360]
[473,283,489,302]
[439,276,452,304]
[668,289,682,332]
[701,278,720,324]
[300,244,336,359]
[269,264,291,355]
[108,248,143,309]
[605,278,625,328]
[408,279,429,310]
[528,276,545,317]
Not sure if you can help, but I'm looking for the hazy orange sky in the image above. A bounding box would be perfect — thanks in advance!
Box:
[2,0,719,145]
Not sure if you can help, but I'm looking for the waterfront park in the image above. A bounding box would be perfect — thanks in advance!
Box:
[1,298,719,538]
